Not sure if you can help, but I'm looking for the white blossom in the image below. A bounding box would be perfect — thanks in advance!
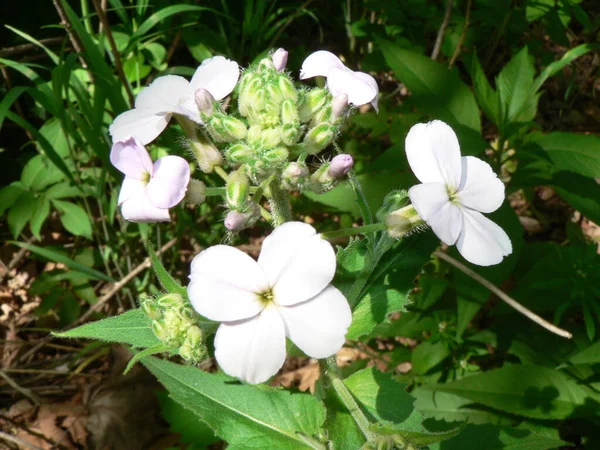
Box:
[300,50,379,112]
[111,136,190,222]
[187,222,352,384]
[109,56,239,145]
[406,120,512,266]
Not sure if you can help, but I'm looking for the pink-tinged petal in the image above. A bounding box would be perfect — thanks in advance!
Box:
[457,156,505,213]
[456,209,512,266]
[405,120,462,189]
[188,246,269,322]
[300,50,346,79]
[135,75,192,111]
[214,305,286,384]
[145,156,190,209]
[190,56,240,101]
[258,222,336,306]
[279,285,351,359]
[117,177,145,205]
[109,108,171,145]
[409,183,462,245]
[120,190,170,223]
[110,136,153,179]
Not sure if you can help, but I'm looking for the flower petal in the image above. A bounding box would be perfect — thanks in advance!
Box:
[188,246,269,322]
[110,136,153,179]
[279,285,351,359]
[299,50,346,79]
[258,222,336,306]
[109,109,170,145]
[456,208,512,266]
[214,305,286,384]
[120,189,170,223]
[190,56,240,101]
[145,156,190,209]
[327,67,378,108]
[135,75,192,111]
[409,183,462,245]
[117,177,145,205]
[405,120,462,188]
[457,156,505,213]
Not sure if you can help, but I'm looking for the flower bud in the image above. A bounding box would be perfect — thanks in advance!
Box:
[189,137,222,173]
[331,93,349,122]
[281,99,299,125]
[278,76,298,101]
[303,124,335,154]
[376,190,410,223]
[260,127,282,148]
[157,293,184,309]
[266,83,284,104]
[151,320,169,342]
[262,146,289,166]
[385,204,424,238]
[328,154,353,179]
[282,161,309,190]
[308,163,334,193]
[224,204,260,232]
[226,168,250,210]
[281,123,301,146]
[226,143,254,165]
[239,78,264,118]
[299,88,328,122]
[184,325,203,348]
[272,48,288,72]
[195,88,215,116]
[140,296,161,320]
[258,56,276,72]
[222,116,248,140]
[186,179,206,205]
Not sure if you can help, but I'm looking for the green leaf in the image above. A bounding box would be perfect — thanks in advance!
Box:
[347,286,408,340]
[525,0,554,22]
[552,171,600,227]
[533,43,598,93]
[142,356,326,449]
[532,132,600,179]
[30,195,51,240]
[0,86,27,131]
[469,52,500,125]
[429,423,570,450]
[378,39,481,132]
[417,365,600,419]
[411,341,451,375]
[496,47,535,124]
[46,182,81,199]
[52,199,93,239]
[21,155,64,191]
[0,183,26,216]
[7,191,35,238]
[9,241,114,282]
[569,340,600,365]
[148,245,187,297]
[55,309,160,348]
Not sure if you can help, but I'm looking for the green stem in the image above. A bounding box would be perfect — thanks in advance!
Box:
[321,356,377,442]
[205,187,225,196]
[267,177,292,226]
[321,223,386,240]
[214,166,229,182]
[252,174,275,204]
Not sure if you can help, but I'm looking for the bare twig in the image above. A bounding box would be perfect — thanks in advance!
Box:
[0,37,64,58]
[0,430,44,450]
[91,0,135,106]
[448,0,472,69]
[0,370,44,405]
[431,0,454,60]
[52,0,89,69]
[75,238,177,324]
[434,250,573,339]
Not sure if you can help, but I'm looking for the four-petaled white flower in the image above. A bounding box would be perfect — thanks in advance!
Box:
[187,222,352,384]
[300,50,379,112]
[109,56,239,145]
[406,120,512,266]
[111,136,190,222]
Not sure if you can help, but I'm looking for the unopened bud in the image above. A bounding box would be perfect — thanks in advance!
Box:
[152,320,169,342]
[189,137,222,173]
[331,93,349,122]
[240,78,265,118]
[140,296,161,320]
[281,99,299,124]
[328,154,353,179]
[299,88,328,122]
[272,48,288,72]
[258,57,276,72]
[224,204,260,231]
[262,146,289,166]
[222,116,248,140]
[184,325,203,348]
[266,83,284,104]
[282,161,309,190]
[226,143,253,165]
[195,88,214,116]
[261,127,282,148]
[281,123,301,145]
[226,168,250,209]
[385,204,424,238]
[186,179,206,205]
[376,190,410,223]
[278,76,298,101]
[303,124,335,154]
[157,293,184,308]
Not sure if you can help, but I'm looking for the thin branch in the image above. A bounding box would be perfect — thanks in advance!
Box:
[434,250,573,339]
[448,0,472,69]
[0,370,44,405]
[0,37,64,58]
[431,0,454,60]
[91,0,135,106]
[75,237,177,324]
[0,430,44,450]
[52,0,89,69]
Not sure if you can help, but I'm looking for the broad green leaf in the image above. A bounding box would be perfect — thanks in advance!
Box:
[55,309,160,348]
[525,0,554,22]
[469,52,500,125]
[21,155,64,191]
[9,241,114,282]
[52,199,93,239]
[0,183,26,216]
[533,43,598,93]
[496,47,535,124]
[569,340,600,365]
[46,182,81,199]
[411,341,451,375]
[429,423,570,450]
[378,39,481,132]
[30,196,51,240]
[142,356,326,449]
[418,365,600,419]
[532,132,600,179]
[347,286,408,340]
[7,191,35,238]
[552,171,600,225]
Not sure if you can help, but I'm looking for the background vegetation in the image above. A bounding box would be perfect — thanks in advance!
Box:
[0,0,599,448]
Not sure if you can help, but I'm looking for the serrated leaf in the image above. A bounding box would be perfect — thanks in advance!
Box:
[469,52,500,125]
[347,287,407,340]
[417,365,600,419]
[52,199,93,239]
[142,356,326,449]
[496,47,535,124]
[55,309,160,348]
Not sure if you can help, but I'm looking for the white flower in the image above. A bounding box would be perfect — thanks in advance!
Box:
[187,222,352,384]
[406,120,512,266]
[109,56,239,145]
[111,136,190,222]
[300,50,379,112]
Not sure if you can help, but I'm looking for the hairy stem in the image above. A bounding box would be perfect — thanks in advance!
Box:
[321,223,387,240]
[267,177,292,226]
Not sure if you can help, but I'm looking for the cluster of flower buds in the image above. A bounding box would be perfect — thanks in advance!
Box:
[140,293,206,364]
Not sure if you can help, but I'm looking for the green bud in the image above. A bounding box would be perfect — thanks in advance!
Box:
[157,293,184,308]
[222,116,248,140]
[258,57,276,72]
[376,190,410,223]
[188,137,222,173]
[282,161,309,190]
[140,297,161,321]
[264,100,280,118]
[226,168,250,209]
[266,83,284,104]
[385,204,425,238]
[281,99,299,125]
[303,124,335,154]
[184,325,203,348]
[179,306,197,323]
[278,76,298,101]
[151,320,169,343]
[186,179,206,205]
[226,143,254,165]
[281,123,301,145]
[239,77,263,117]
[260,127,282,148]
[299,88,328,122]
[247,125,262,144]
[262,146,289,166]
